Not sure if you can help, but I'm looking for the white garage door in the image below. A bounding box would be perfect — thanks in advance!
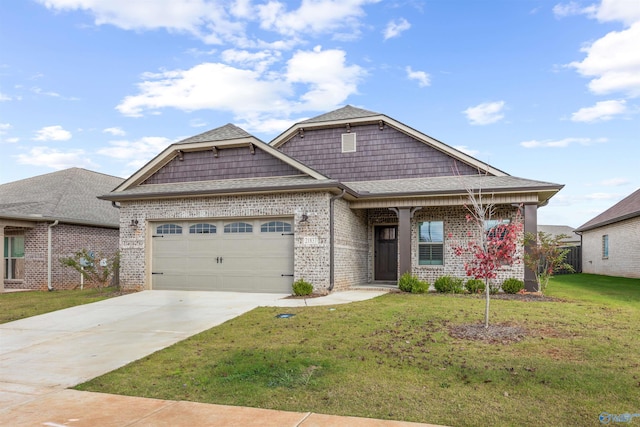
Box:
[151,218,294,292]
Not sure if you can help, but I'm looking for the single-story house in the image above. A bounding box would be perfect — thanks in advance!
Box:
[1,168,123,290]
[575,188,640,279]
[101,106,563,293]
[537,225,580,247]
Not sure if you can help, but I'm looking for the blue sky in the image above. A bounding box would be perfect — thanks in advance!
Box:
[1,0,638,228]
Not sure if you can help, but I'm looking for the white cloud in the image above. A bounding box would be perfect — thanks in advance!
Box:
[117,46,364,119]
[453,145,480,157]
[0,123,11,133]
[15,146,97,170]
[463,101,506,125]
[103,127,126,136]
[189,118,208,128]
[405,66,430,87]
[221,49,281,73]
[33,125,72,141]
[520,137,606,148]
[553,2,597,19]
[585,192,623,200]
[256,0,375,38]
[97,136,174,169]
[383,18,411,40]
[601,177,630,186]
[0,123,17,143]
[595,0,640,26]
[570,99,627,122]
[0,92,11,101]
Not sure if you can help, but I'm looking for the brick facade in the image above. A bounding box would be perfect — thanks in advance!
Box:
[4,223,119,290]
[581,216,640,278]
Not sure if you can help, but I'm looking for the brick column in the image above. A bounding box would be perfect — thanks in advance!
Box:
[523,203,538,291]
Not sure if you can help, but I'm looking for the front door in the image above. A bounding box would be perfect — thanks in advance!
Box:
[374,225,398,281]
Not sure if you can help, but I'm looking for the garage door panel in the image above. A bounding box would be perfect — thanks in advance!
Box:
[152,218,294,293]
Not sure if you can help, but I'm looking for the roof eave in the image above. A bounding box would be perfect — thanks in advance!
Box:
[0,213,119,229]
[575,211,640,232]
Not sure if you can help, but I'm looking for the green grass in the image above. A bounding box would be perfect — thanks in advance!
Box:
[75,274,640,426]
[0,287,123,324]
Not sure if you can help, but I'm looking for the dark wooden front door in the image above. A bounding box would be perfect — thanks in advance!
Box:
[375,226,398,281]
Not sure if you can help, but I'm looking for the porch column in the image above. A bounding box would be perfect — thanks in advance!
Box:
[523,203,538,292]
[398,207,412,278]
[0,224,5,291]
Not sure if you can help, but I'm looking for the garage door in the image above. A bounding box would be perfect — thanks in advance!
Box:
[151,218,294,292]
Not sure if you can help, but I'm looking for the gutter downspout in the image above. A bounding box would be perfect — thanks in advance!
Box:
[47,220,59,291]
[329,189,346,292]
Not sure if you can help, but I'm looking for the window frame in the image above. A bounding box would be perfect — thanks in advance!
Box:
[4,235,25,280]
[224,222,253,233]
[156,224,183,235]
[260,221,292,233]
[602,234,609,259]
[418,221,444,266]
[189,223,217,234]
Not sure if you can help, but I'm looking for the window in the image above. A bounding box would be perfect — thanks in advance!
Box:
[418,221,444,265]
[602,235,609,259]
[224,222,253,233]
[485,219,510,239]
[341,133,356,153]
[261,221,292,233]
[156,224,182,234]
[4,236,25,280]
[189,223,216,234]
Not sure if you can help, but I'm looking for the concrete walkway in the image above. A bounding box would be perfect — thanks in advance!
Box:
[0,290,445,426]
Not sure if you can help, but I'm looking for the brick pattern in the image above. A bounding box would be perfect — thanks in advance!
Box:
[333,198,368,290]
[118,192,332,292]
[278,123,479,181]
[581,217,640,278]
[4,223,118,290]
[143,146,301,184]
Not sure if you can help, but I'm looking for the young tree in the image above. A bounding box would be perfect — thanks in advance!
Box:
[523,231,574,293]
[451,187,523,328]
[60,249,120,290]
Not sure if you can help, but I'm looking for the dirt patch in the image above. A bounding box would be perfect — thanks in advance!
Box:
[449,323,528,344]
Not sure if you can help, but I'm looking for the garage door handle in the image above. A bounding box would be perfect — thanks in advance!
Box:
[281,274,294,277]
[216,257,224,263]
[152,272,163,275]
[152,235,164,238]
[281,233,294,236]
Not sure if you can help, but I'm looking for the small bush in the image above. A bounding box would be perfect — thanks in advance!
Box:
[398,273,429,293]
[292,278,313,296]
[502,278,524,294]
[489,283,500,295]
[433,276,464,294]
[465,279,485,294]
[411,279,430,294]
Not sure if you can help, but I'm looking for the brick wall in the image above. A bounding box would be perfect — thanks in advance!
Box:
[4,223,118,290]
[581,216,640,278]
[118,192,332,292]
[333,198,368,290]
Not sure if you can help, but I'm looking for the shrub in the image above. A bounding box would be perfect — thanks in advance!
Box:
[465,279,485,294]
[292,278,313,296]
[411,279,430,294]
[502,278,524,294]
[489,283,500,295]
[398,273,429,293]
[433,276,464,294]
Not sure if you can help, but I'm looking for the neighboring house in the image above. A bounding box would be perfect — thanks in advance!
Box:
[537,225,580,247]
[1,168,124,290]
[101,106,563,293]
[575,188,640,279]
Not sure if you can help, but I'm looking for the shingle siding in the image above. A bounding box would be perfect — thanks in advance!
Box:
[143,146,302,185]
[278,123,479,181]
[581,217,640,278]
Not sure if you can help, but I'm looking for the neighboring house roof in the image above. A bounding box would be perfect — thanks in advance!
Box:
[0,168,124,228]
[175,123,253,145]
[575,188,640,232]
[538,225,580,245]
[270,105,508,177]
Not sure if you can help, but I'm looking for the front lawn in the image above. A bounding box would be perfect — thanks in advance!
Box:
[0,287,123,324]
[76,274,640,426]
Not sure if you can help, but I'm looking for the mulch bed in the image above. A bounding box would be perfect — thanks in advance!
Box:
[449,323,528,344]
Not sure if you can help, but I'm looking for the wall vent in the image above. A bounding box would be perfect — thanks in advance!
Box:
[341,133,356,153]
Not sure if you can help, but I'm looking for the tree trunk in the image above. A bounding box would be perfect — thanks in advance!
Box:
[484,278,490,328]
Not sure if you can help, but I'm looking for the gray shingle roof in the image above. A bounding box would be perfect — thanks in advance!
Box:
[344,175,561,195]
[0,168,124,227]
[576,188,640,232]
[103,176,340,200]
[176,123,255,145]
[537,225,580,245]
[300,105,380,124]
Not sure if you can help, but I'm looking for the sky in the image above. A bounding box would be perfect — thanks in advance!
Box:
[0,0,638,228]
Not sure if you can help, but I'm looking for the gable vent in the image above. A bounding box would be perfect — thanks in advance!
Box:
[341,133,356,153]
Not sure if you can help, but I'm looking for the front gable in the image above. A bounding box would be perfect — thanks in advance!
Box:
[271,105,506,181]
